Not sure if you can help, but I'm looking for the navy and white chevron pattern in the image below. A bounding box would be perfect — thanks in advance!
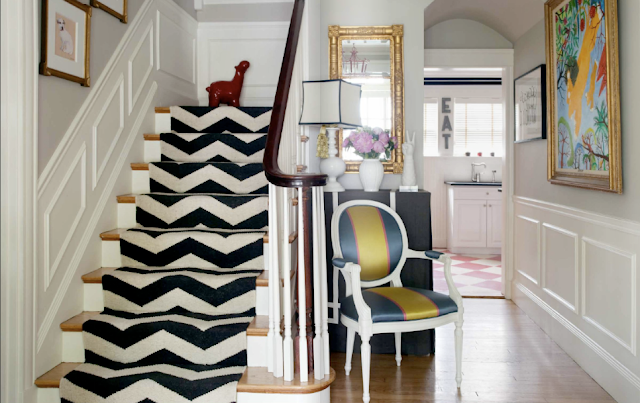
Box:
[161,133,266,163]
[136,194,268,230]
[170,106,272,134]
[61,106,271,403]
[150,162,268,195]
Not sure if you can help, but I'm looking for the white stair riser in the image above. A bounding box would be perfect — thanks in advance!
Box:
[61,333,268,369]
[144,140,161,163]
[38,384,330,403]
[155,112,170,133]
[118,203,136,229]
[83,274,269,315]
[132,170,150,194]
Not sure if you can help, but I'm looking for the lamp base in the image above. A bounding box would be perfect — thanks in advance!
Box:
[320,156,346,192]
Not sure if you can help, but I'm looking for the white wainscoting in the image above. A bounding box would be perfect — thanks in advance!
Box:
[197,22,289,106]
[512,196,640,403]
[34,0,198,377]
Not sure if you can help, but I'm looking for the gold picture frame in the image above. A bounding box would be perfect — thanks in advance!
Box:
[545,0,622,193]
[40,0,92,87]
[91,0,128,23]
[329,25,405,174]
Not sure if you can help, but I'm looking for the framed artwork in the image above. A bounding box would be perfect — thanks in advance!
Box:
[515,64,547,143]
[91,0,128,23]
[545,0,622,193]
[40,0,92,86]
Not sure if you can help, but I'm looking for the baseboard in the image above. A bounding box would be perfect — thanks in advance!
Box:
[513,282,640,403]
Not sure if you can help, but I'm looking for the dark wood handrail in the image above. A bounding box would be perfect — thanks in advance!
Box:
[263,0,327,188]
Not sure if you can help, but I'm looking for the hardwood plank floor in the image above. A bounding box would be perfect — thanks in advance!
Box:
[330,299,616,403]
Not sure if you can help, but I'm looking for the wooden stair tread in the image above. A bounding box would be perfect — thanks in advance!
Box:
[116,194,136,203]
[237,367,336,394]
[131,162,149,171]
[155,107,170,114]
[100,228,295,244]
[246,315,268,337]
[36,363,335,393]
[34,363,82,388]
[82,267,117,283]
[61,312,101,331]
[144,133,161,141]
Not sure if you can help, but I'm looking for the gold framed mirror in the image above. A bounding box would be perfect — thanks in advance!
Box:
[329,25,405,174]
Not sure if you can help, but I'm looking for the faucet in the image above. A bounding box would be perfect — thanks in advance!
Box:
[471,163,486,182]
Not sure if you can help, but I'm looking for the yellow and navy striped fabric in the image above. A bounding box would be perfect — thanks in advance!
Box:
[338,206,403,281]
[341,287,458,323]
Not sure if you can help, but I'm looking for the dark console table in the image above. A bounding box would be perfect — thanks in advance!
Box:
[324,190,435,356]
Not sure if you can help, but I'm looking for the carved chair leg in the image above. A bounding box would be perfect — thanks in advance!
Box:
[360,333,372,403]
[345,327,355,376]
[455,320,463,388]
[394,332,402,366]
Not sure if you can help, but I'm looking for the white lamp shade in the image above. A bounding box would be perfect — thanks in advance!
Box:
[299,80,362,128]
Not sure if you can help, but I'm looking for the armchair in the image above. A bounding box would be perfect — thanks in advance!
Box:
[331,200,464,403]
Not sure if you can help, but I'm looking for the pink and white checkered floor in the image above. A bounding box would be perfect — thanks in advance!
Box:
[433,250,503,297]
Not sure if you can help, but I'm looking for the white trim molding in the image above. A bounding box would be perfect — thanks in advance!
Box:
[512,196,640,403]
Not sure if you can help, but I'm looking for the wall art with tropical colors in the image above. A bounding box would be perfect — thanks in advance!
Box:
[545,0,622,193]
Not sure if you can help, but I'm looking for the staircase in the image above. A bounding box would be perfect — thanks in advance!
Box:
[34,106,334,403]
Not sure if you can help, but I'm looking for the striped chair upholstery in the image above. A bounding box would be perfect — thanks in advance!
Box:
[338,205,404,281]
[341,287,458,323]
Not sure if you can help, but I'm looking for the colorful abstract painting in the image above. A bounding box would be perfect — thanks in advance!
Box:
[545,0,621,193]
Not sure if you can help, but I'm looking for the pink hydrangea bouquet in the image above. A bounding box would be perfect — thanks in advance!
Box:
[343,126,396,160]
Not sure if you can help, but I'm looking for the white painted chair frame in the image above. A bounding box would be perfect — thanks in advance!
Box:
[331,200,464,403]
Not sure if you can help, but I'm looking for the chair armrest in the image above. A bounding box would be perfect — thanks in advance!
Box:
[405,250,463,309]
[332,258,372,325]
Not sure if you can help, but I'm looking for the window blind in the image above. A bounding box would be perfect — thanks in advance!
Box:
[453,100,503,156]
[423,99,438,156]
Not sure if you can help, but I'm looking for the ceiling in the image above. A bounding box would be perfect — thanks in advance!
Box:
[424,0,544,43]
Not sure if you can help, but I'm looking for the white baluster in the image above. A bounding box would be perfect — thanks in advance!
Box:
[282,187,294,381]
[312,187,325,379]
[267,184,275,373]
[318,186,330,375]
[297,187,308,382]
[272,186,283,378]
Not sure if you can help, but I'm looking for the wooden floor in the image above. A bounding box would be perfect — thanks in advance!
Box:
[330,299,616,403]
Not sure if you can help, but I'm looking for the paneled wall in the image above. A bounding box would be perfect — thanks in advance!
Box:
[35,0,198,376]
[513,196,640,403]
[197,22,289,107]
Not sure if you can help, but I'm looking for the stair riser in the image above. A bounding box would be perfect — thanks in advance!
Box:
[155,111,170,133]
[144,139,161,163]
[83,276,269,315]
[101,239,269,272]
[61,333,268,369]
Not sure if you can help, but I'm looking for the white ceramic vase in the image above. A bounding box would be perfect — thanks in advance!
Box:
[359,158,384,192]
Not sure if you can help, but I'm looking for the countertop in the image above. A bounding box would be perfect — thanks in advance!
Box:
[445,182,502,186]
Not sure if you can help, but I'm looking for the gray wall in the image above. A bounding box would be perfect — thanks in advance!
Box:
[513,0,640,221]
[38,2,144,174]
[424,19,512,49]
[197,3,293,22]
[172,0,197,19]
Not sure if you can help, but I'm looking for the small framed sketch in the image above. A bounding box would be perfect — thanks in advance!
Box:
[40,0,92,86]
[91,0,128,23]
[515,64,546,143]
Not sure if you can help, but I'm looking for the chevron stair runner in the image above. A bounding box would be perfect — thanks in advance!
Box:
[59,106,272,403]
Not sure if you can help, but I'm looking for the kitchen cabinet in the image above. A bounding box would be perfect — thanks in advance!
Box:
[446,184,502,254]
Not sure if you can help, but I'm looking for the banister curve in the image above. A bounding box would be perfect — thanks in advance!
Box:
[263,0,328,188]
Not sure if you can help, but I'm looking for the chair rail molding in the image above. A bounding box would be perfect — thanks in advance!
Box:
[197,21,289,107]
[33,0,198,378]
[512,195,640,403]
[1,1,39,402]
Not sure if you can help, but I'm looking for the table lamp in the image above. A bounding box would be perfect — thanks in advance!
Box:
[299,79,362,192]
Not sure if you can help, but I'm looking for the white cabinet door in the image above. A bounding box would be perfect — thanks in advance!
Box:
[453,200,487,247]
[487,199,503,248]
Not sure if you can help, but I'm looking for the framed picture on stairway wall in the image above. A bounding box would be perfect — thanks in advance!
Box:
[40,0,92,86]
[545,0,622,193]
[91,0,128,23]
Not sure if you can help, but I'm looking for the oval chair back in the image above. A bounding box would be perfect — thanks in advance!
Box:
[331,200,409,288]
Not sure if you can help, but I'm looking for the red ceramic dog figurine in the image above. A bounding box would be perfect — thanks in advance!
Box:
[206,61,250,107]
